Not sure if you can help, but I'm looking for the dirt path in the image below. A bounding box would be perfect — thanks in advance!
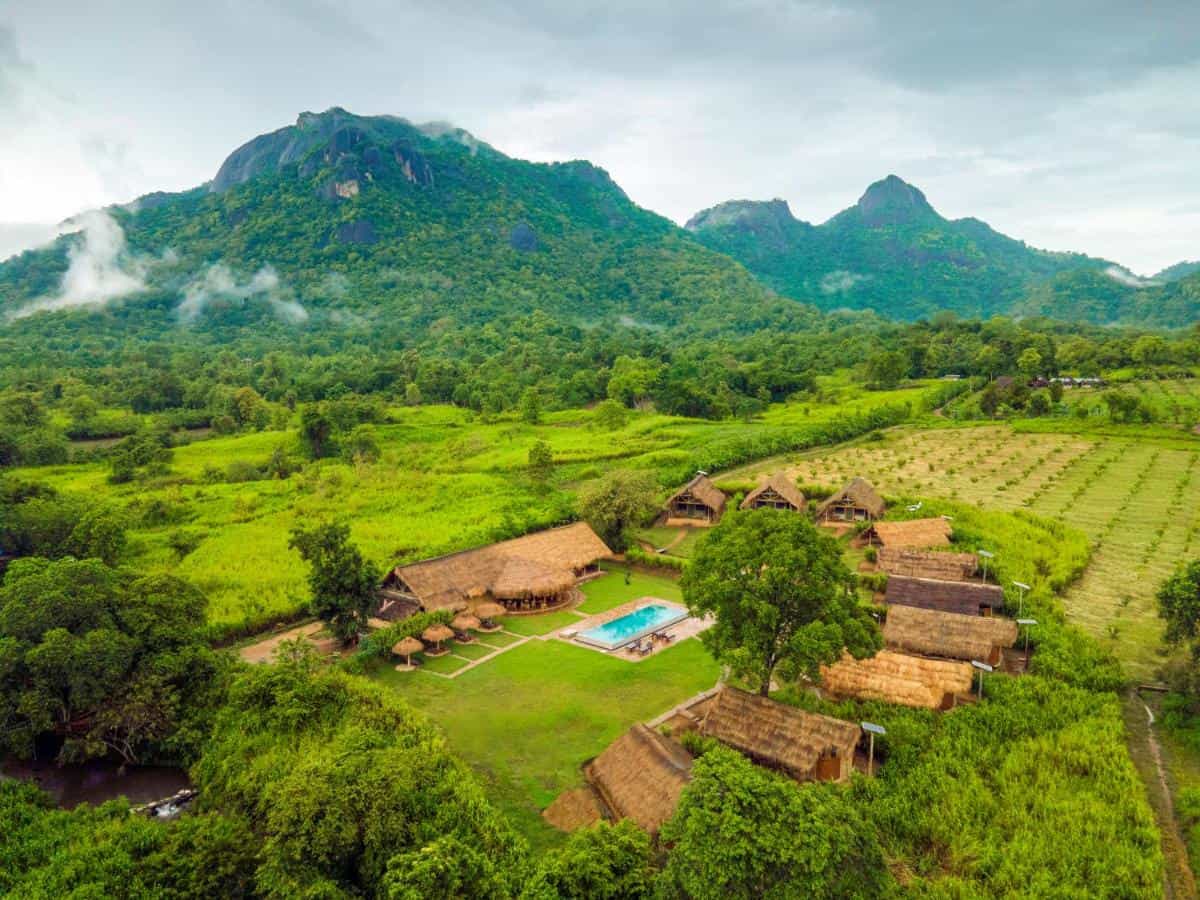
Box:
[1124,691,1198,899]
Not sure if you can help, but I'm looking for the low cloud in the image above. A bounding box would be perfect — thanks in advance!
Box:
[178,263,308,323]
[820,269,871,294]
[1103,265,1158,288]
[10,211,147,319]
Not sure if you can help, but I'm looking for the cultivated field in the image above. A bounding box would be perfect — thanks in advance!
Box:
[736,423,1200,680]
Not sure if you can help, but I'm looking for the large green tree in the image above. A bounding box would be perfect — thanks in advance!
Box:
[1158,559,1200,660]
[658,746,891,899]
[578,469,659,552]
[289,522,380,644]
[680,509,880,694]
[0,558,215,765]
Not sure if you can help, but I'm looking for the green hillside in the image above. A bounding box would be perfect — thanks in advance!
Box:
[0,108,817,352]
[688,176,1198,327]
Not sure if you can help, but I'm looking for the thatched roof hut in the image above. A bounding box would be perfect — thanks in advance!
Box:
[877,547,979,582]
[392,636,423,658]
[491,558,576,601]
[584,723,693,835]
[542,787,604,832]
[385,522,612,612]
[815,477,886,523]
[820,650,973,710]
[740,473,806,512]
[883,604,1017,665]
[885,575,1005,617]
[699,687,861,783]
[866,517,952,549]
[665,473,727,524]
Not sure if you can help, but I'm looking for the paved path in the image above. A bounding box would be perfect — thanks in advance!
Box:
[422,631,532,679]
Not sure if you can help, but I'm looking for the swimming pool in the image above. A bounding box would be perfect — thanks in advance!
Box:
[575,603,689,650]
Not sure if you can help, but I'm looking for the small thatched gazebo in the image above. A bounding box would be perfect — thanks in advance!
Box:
[422,623,455,656]
[452,612,481,643]
[392,636,424,671]
[491,558,576,611]
[474,601,506,632]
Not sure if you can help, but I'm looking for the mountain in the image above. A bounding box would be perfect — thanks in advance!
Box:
[0,108,819,353]
[686,176,1198,326]
[1156,260,1200,283]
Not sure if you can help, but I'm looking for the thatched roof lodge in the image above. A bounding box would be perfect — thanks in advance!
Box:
[885,575,1006,617]
[865,517,952,549]
[381,522,612,615]
[883,604,1018,665]
[739,473,806,512]
[815,477,886,524]
[877,547,979,582]
[583,724,693,835]
[820,650,974,710]
[664,473,726,524]
[699,687,861,783]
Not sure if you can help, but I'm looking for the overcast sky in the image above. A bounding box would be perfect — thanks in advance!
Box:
[2,1,1198,273]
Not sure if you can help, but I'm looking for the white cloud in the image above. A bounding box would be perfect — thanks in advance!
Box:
[1103,265,1159,288]
[820,270,871,294]
[10,211,147,318]
[178,263,308,323]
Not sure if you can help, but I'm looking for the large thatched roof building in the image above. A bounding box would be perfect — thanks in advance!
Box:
[820,650,974,710]
[815,477,886,524]
[865,517,952,549]
[583,723,693,835]
[885,575,1006,617]
[877,547,979,582]
[740,473,806,512]
[883,604,1018,665]
[382,522,612,614]
[664,473,726,524]
[699,687,861,782]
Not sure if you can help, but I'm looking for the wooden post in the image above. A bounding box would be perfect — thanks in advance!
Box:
[867,732,876,777]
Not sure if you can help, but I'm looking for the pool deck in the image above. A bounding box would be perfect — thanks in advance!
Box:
[554,597,713,662]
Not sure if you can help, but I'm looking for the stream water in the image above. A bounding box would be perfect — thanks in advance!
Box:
[1,757,191,809]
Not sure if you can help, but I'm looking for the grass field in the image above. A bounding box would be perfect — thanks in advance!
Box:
[369,636,720,851]
[733,422,1200,681]
[577,566,682,614]
[14,377,939,633]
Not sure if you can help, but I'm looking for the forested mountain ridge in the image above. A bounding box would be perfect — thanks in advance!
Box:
[0,107,819,345]
[687,175,1199,327]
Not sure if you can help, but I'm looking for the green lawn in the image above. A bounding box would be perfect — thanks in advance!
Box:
[450,640,500,660]
[416,653,473,675]
[497,610,586,636]
[370,637,720,851]
[578,569,682,614]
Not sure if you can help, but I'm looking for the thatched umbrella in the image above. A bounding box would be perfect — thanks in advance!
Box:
[452,612,481,642]
[474,601,507,631]
[422,623,455,655]
[392,636,424,669]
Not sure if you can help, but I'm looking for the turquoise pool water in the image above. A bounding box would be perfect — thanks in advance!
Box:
[576,603,688,650]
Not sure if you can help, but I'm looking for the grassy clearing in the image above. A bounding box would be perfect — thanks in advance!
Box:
[577,569,682,614]
[368,637,720,852]
[497,610,587,636]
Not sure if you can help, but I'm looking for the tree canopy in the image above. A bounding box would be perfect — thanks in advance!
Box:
[680,509,881,693]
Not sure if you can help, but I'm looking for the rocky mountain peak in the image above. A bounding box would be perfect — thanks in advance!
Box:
[853,175,936,226]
